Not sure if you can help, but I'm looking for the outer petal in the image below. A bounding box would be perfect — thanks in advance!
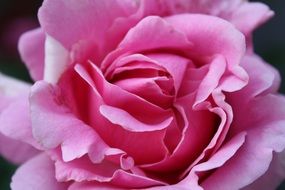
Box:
[139,0,273,37]
[30,81,113,162]
[242,152,285,190]
[165,14,248,92]
[38,0,139,61]
[101,16,192,72]
[0,73,39,163]
[230,2,274,37]
[0,133,38,164]
[11,153,69,190]
[202,95,285,190]
[18,28,45,81]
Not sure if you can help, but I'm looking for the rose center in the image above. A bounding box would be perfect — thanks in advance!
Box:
[105,60,175,109]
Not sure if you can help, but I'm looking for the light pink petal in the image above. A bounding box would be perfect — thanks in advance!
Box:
[18,28,45,81]
[238,54,280,99]
[0,95,41,149]
[242,152,285,190]
[202,94,285,190]
[44,35,70,84]
[139,0,241,17]
[101,16,192,71]
[117,16,192,53]
[228,54,281,135]
[100,105,173,132]
[38,0,139,62]
[11,153,68,190]
[68,182,123,190]
[30,81,112,163]
[230,2,274,37]
[140,0,272,37]
[0,73,39,163]
[53,154,166,188]
[0,133,38,164]
[194,55,226,105]
[0,72,30,97]
[165,14,248,92]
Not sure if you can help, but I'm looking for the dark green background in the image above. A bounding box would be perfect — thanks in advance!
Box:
[0,0,284,189]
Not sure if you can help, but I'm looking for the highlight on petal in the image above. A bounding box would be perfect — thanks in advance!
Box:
[44,35,70,84]
[100,105,173,132]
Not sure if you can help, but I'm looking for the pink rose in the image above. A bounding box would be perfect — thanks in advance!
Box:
[0,0,285,189]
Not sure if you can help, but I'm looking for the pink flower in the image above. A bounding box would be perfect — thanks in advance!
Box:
[0,0,285,189]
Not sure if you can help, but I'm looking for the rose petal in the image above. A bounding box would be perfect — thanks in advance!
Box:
[18,28,45,81]
[146,53,191,94]
[0,73,39,163]
[38,0,139,61]
[30,81,113,162]
[74,64,170,164]
[0,133,38,164]
[101,16,192,71]
[100,105,173,132]
[0,96,41,150]
[242,152,285,190]
[11,153,68,190]
[202,95,285,190]
[231,2,274,37]
[44,35,70,84]
[165,14,248,92]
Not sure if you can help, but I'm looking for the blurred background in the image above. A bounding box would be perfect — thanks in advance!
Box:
[0,0,284,189]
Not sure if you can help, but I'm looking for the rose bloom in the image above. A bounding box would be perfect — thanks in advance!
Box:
[0,0,285,189]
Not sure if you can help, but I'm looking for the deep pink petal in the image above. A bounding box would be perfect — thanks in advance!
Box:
[146,53,191,94]
[74,64,170,164]
[11,153,69,190]
[18,28,45,81]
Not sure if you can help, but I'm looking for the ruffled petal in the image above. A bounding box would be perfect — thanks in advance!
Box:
[202,95,285,190]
